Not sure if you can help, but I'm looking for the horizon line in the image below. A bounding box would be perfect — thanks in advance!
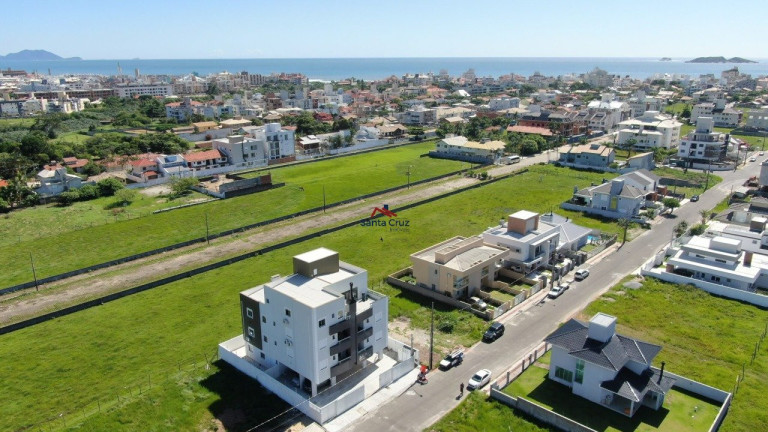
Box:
[3,55,764,62]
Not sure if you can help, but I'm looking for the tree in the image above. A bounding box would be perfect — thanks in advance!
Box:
[621,138,637,158]
[169,176,198,197]
[96,177,124,197]
[617,218,635,244]
[0,173,37,209]
[699,209,710,225]
[520,139,539,156]
[663,197,680,214]
[114,188,138,206]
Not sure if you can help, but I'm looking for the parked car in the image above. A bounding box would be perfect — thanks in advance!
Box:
[750,157,757,162]
[547,285,565,299]
[760,152,765,156]
[483,322,505,342]
[469,296,488,311]
[574,269,590,281]
[467,369,492,390]
[439,349,465,370]
[690,195,699,202]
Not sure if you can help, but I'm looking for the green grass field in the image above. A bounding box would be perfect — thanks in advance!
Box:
[430,278,768,432]
[0,117,36,128]
[504,353,719,432]
[0,165,622,431]
[429,392,556,432]
[0,141,463,288]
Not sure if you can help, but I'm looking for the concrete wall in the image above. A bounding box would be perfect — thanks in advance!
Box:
[329,139,391,154]
[642,267,768,307]
[489,391,598,432]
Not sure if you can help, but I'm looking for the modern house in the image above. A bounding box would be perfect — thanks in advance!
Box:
[545,313,675,418]
[616,111,682,151]
[691,98,742,127]
[627,91,667,118]
[664,235,768,291]
[558,143,615,169]
[228,248,388,396]
[410,236,508,299]
[571,178,646,219]
[212,135,268,167]
[482,211,560,274]
[584,94,631,131]
[35,167,83,197]
[431,135,505,164]
[677,117,729,164]
[746,109,768,131]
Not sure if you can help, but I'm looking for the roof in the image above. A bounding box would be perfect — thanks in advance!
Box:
[566,143,614,156]
[192,121,219,128]
[622,169,660,186]
[507,125,554,136]
[185,149,223,162]
[545,318,662,371]
[601,367,676,402]
[130,159,157,167]
[590,181,644,199]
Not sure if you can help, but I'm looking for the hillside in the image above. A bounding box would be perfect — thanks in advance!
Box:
[0,49,81,61]
[686,56,756,63]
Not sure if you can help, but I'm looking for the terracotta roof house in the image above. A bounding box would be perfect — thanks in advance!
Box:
[184,149,227,171]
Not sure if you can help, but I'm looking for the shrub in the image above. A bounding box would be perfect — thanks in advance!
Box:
[96,177,124,197]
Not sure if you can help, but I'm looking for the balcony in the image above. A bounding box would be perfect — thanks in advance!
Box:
[329,318,351,335]
[357,307,373,323]
[357,345,373,361]
[357,326,373,341]
[330,336,353,356]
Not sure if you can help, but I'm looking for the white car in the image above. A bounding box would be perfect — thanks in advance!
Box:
[547,285,565,299]
[467,369,492,390]
[574,269,590,281]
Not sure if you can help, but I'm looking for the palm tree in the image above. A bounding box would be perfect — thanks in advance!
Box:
[700,209,710,225]
[617,218,634,244]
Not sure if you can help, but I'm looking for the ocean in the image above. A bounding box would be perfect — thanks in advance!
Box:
[1,57,766,81]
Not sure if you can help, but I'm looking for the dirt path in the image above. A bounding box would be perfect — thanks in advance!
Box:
[0,174,480,324]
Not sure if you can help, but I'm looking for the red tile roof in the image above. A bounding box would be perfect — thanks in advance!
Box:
[185,149,223,163]
[0,179,8,188]
[131,159,157,167]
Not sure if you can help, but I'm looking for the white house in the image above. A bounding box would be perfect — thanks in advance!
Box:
[558,143,615,169]
[677,117,729,164]
[616,111,682,150]
[746,109,768,131]
[664,235,768,291]
[35,167,82,197]
[432,135,505,163]
[212,135,269,167]
[489,96,520,111]
[691,98,741,127]
[627,91,666,118]
[545,313,675,418]
[585,94,631,131]
[572,178,646,219]
[482,211,560,274]
[229,248,388,397]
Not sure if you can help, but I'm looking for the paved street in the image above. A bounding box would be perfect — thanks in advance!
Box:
[347,159,761,432]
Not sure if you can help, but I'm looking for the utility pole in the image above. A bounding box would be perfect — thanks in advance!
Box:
[407,166,411,189]
[205,212,210,245]
[704,160,711,191]
[30,252,39,292]
[323,185,326,213]
[429,302,434,370]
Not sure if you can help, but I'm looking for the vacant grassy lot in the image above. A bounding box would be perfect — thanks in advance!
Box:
[0,141,462,288]
[654,166,722,197]
[0,165,622,431]
[0,117,36,128]
[429,392,556,432]
[504,353,719,432]
[0,190,211,247]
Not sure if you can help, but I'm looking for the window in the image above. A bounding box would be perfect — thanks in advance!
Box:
[260,352,265,359]
[247,327,255,338]
[575,360,584,384]
[246,308,254,319]
[319,319,326,327]
[285,309,291,317]
[262,316,266,323]
[263,336,268,343]
[555,366,573,383]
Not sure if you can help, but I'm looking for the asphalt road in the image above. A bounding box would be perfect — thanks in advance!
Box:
[348,158,760,432]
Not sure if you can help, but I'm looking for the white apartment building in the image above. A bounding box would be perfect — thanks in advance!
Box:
[400,104,437,125]
[116,84,173,98]
[627,91,666,117]
[585,94,631,131]
[616,111,682,150]
[482,211,560,274]
[746,109,768,131]
[250,123,296,162]
[489,96,520,111]
[690,98,741,127]
[235,248,389,397]
[677,117,729,163]
[212,135,268,167]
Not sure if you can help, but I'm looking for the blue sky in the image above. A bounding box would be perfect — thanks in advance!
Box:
[2,0,766,59]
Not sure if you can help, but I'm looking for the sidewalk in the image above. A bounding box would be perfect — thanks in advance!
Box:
[321,368,421,432]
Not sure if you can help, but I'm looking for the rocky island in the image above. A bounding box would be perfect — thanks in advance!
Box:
[686,56,756,63]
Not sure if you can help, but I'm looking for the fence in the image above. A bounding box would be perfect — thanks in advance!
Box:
[24,348,221,432]
[492,342,550,389]
[641,266,768,308]
[0,166,471,297]
[0,170,527,335]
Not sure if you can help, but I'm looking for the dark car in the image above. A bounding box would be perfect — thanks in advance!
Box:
[483,322,505,342]
[690,195,699,202]
[439,349,465,369]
